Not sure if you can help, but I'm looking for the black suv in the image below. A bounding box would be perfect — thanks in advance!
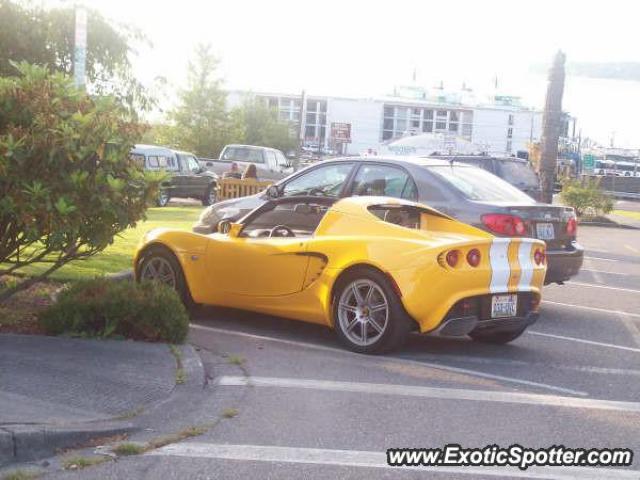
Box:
[131,145,218,206]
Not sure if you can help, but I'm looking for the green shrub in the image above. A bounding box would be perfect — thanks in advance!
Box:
[38,278,189,343]
[560,177,614,218]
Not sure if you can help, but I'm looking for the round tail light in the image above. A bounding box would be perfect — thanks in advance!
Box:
[566,217,577,236]
[534,248,546,265]
[446,250,460,267]
[467,248,481,267]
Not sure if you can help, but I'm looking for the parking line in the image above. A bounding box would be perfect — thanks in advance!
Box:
[216,375,640,413]
[619,312,640,348]
[528,331,640,354]
[563,282,640,294]
[625,244,639,254]
[584,256,620,262]
[580,268,627,276]
[149,443,640,479]
[543,301,640,319]
[191,324,586,395]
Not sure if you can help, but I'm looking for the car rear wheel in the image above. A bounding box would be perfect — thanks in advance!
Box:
[138,248,195,311]
[156,190,170,207]
[202,184,217,206]
[469,327,526,344]
[333,269,412,354]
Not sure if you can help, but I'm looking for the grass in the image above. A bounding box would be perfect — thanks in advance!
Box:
[222,408,239,418]
[2,471,41,480]
[227,355,245,366]
[62,456,110,470]
[169,344,186,384]
[112,443,145,456]
[613,209,640,221]
[12,206,202,282]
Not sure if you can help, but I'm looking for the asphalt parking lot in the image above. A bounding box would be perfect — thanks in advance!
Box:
[54,224,640,479]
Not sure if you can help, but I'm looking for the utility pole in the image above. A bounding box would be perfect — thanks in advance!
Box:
[297,90,307,157]
[539,51,566,204]
[73,6,87,89]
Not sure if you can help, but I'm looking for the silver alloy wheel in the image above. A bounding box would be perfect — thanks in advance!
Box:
[140,256,176,288]
[207,188,216,204]
[337,279,389,347]
[158,190,169,206]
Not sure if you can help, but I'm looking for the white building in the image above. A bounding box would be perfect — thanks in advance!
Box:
[227,86,548,157]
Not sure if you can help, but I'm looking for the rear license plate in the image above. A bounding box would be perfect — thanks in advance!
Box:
[491,294,518,318]
[536,222,555,240]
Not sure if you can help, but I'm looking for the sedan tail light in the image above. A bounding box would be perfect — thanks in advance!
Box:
[566,216,577,237]
[481,214,526,236]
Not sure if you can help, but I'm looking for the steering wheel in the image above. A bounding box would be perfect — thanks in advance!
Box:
[269,225,295,238]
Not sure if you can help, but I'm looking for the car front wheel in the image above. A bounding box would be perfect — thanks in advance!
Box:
[202,184,217,206]
[138,248,194,310]
[333,269,413,354]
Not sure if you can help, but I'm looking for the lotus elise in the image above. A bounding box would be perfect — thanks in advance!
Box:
[134,196,547,353]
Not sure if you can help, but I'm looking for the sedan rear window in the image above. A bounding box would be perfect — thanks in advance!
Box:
[428,165,535,203]
[496,161,539,188]
[221,147,265,164]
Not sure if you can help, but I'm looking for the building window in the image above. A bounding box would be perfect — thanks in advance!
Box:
[395,119,407,133]
[449,111,459,122]
[508,114,514,125]
[306,113,316,124]
[383,130,394,140]
[506,140,512,153]
[384,106,395,117]
[423,122,433,133]
[383,119,394,130]
[305,125,316,139]
[424,110,433,120]
[436,110,447,119]
[435,121,447,130]
[448,123,458,132]
[507,127,513,138]
[412,120,420,128]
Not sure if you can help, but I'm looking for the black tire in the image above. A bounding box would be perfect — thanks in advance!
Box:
[332,268,413,354]
[469,327,526,344]
[201,184,217,206]
[137,248,196,312]
[156,190,170,207]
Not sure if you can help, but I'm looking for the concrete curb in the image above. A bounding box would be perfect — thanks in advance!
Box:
[579,220,640,230]
[106,269,134,282]
[0,421,135,466]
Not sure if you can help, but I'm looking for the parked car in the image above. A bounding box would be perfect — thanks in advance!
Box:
[131,145,218,206]
[433,155,542,200]
[136,196,547,353]
[193,156,582,285]
[200,144,294,181]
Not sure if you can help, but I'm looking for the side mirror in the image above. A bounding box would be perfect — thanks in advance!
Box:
[228,223,242,238]
[266,184,280,198]
[218,220,231,234]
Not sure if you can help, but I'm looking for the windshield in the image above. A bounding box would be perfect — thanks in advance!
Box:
[221,147,265,163]
[496,161,539,188]
[428,165,535,203]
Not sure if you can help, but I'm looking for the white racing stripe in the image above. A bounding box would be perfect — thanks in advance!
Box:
[191,324,586,395]
[489,238,511,293]
[518,240,534,291]
[215,375,640,413]
[149,443,640,479]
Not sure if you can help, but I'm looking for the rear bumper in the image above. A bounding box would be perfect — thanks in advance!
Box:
[545,241,584,284]
[435,312,539,337]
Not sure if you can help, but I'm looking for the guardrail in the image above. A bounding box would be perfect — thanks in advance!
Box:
[216,178,272,201]
[582,175,640,200]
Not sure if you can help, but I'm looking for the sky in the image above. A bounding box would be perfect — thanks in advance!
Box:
[47,0,640,146]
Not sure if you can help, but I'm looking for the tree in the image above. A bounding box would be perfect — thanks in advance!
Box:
[237,98,297,153]
[0,63,161,302]
[170,44,241,157]
[0,0,151,113]
[539,51,566,203]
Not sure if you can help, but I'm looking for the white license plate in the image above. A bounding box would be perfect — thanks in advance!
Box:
[491,294,518,318]
[536,222,555,240]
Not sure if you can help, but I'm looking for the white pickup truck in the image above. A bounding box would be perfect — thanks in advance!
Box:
[200,144,295,181]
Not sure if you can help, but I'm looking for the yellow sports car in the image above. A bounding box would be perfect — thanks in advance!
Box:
[134,196,547,353]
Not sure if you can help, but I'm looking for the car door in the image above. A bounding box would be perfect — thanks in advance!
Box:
[171,155,191,197]
[205,203,311,298]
